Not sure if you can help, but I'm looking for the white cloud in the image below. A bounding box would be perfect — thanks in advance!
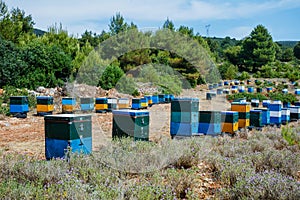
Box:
[225,26,253,40]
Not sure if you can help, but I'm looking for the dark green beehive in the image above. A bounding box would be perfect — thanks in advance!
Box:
[44,114,92,140]
[250,110,263,127]
[112,110,149,141]
[171,98,199,112]
[221,111,239,123]
[199,111,221,123]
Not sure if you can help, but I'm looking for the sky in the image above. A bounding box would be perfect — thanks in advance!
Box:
[5,0,300,41]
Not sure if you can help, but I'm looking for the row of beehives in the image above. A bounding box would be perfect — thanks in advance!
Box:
[8,94,175,117]
[43,97,300,160]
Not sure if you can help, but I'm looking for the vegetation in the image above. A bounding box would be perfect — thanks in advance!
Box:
[0,129,299,199]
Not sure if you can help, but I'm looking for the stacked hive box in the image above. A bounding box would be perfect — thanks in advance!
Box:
[290,106,300,121]
[223,89,230,94]
[198,111,221,136]
[152,95,159,104]
[224,81,229,86]
[234,80,240,85]
[231,102,250,129]
[208,85,213,90]
[269,101,282,126]
[231,86,238,94]
[95,98,108,113]
[144,95,153,106]
[45,114,92,160]
[247,80,251,85]
[221,111,239,134]
[251,99,259,107]
[262,100,271,108]
[250,110,263,127]
[141,97,148,108]
[62,97,76,114]
[213,83,218,88]
[281,108,290,124]
[80,98,94,112]
[218,81,223,87]
[283,102,291,108]
[107,98,118,112]
[170,98,199,137]
[132,98,142,110]
[266,87,273,93]
[10,96,29,118]
[238,86,245,93]
[112,110,149,141]
[282,89,288,94]
[254,108,270,126]
[158,94,165,103]
[118,98,130,109]
[37,96,54,116]
[164,94,174,103]
[294,102,300,106]
[295,89,300,95]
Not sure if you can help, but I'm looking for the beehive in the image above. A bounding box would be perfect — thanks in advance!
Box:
[218,81,223,87]
[118,98,130,109]
[208,85,213,90]
[223,89,230,94]
[152,95,159,104]
[282,89,288,94]
[254,108,270,126]
[250,110,263,127]
[290,106,300,120]
[269,101,282,125]
[295,89,300,95]
[158,94,165,103]
[266,87,273,93]
[80,98,94,112]
[141,97,148,108]
[144,95,153,106]
[132,98,142,110]
[281,108,290,124]
[251,99,259,107]
[198,111,221,135]
[231,102,250,128]
[107,98,118,112]
[112,110,149,141]
[217,89,223,95]
[213,83,218,88]
[247,80,251,85]
[283,102,291,108]
[262,100,271,108]
[221,111,239,134]
[45,114,92,159]
[10,96,29,117]
[224,81,229,86]
[234,80,240,85]
[256,87,262,93]
[295,102,300,106]
[37,96,54,116]
[62,97,76,114]
[95,97,108,113]
[247,87,254,93]
[238,86,245,93]
[170,98,199,137]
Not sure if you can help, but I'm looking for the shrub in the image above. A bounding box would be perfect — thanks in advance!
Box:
[99,64,124,90]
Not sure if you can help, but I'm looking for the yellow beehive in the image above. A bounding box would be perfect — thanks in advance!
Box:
[231,104,250,112]
[238,119,250,128]
[37,105,54,112]
[62,105,75,112]
[95,104,108,110]
[222,122,238,134]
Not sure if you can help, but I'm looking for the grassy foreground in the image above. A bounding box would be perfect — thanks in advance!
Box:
[0,127,300,199]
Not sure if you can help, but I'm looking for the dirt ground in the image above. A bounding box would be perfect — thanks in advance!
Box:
[0,88,231,159]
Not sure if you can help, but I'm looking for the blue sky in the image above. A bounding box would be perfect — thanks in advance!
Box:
[5,0,300,41]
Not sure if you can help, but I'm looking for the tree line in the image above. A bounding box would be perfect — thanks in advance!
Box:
[0,0,300,92]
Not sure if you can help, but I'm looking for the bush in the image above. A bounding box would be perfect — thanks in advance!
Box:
[238,71,250,81]
[99,64,124,90]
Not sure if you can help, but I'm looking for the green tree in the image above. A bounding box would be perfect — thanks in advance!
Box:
[99,64,124,90]
[162,18,175,31]
[178,25,193,37]
[280,48,294,62]
[294,42,300,59]
[241,25,276,72]
[109,13,136,36]
[223,45,242,66]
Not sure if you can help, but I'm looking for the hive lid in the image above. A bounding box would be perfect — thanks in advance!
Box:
[113,110,149,116]
[37,96,53,99]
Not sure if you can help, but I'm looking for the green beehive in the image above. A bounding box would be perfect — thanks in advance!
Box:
[199,111,221,123]
[171,98,199,112]
[238,112,250,119]
[112,110,149,141]
[44,114,92,140]
[250,110,263,127]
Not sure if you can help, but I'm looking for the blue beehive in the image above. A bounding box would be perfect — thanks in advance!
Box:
[224,81,229,86]
[213,83,218,88]
[208,85,213,90]
[283,102,291,108]
[80,98,94,111]
[251,99,259,107]
[218,81,223,87]
[294,89,300,95]
[262,100,271,108]
[290,106,300,120]
[282,89,288,94]
[170,98,199,137]
[198,111,221,136]
[45,114,92,160]
[10,96,29,117]
[238,86,245,93]
[158,94,165,104]
[254,108,270,126]
[217,89,223,95]
[248,87,254,93]
[269,101,282,125]
[281,108,290,124]
[266,87,273,93]
[152,95,159,104]
[132,98,142,110]
[62,97,76,105]
[295,102,300,106]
